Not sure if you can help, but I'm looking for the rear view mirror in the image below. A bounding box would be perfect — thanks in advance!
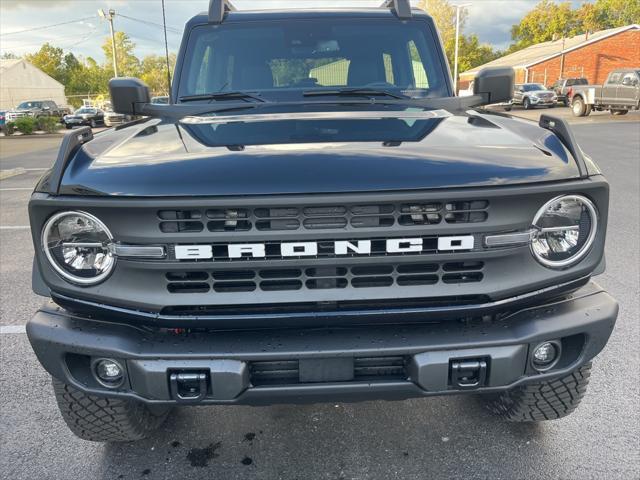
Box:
[109,77,151,115]
[473,67,515,105]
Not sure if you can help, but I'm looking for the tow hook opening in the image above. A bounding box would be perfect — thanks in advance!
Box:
[449,358,488,389]
[169,371,208,402]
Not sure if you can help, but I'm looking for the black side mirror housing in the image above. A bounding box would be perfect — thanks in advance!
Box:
[109,77,151,115]
[473,67,515,105]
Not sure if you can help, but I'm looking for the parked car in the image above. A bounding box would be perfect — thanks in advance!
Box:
[62,107,105,129]
[0,111,6,134]
[570,68,640,116]
[151,96,170,104]
[550,78,589,106]
[27,0,617,443]
[506,83,557,110]
[5,100,64,122]
[103,109,132,127]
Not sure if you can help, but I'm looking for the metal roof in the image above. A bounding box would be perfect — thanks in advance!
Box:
[461,24,640,77]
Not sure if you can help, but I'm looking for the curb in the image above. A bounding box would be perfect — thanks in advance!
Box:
[0,132,66,139]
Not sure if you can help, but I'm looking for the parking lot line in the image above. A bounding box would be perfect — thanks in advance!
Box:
[0,226,31,230]
[0,325,26,334]
[0,188,33,191]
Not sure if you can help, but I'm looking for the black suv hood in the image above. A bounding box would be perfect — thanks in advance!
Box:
[60,110,580,196]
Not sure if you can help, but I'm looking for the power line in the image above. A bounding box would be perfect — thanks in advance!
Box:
[115,13,181,34]
[0,17,95,37]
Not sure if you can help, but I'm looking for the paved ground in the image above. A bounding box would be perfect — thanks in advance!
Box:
[0,116,639,480]
[501,103,640,124]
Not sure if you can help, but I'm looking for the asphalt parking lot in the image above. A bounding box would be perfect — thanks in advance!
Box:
[1,114,639,480]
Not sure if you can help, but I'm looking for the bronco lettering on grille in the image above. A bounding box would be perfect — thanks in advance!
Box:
[174,236,474,260]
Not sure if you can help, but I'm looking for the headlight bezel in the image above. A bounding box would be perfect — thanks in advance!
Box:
[530,194,598,269]
[41,210,116,286]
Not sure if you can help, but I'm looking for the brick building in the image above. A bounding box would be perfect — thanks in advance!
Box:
[459,24,640,90]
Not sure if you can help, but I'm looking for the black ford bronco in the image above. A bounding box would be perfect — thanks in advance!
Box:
[27,0,618,442]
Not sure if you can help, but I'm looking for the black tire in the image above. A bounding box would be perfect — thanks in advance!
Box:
[563,98,570,107]
[65,124,72,129]
[90,119,97,128]
[611,109,628,116]
[571,96,591,117]
[482,363,592,422]
[52,378,171,442]
[523,98,531,110]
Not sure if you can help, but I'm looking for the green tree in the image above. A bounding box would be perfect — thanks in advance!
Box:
[140,53,177,95]
[510,0,580,51]
[417,0,498,76]
[418,0,467,67]
[456,34,502,73]
[25,43,65,79]
[509,0,639,53]
[101,31,140,78]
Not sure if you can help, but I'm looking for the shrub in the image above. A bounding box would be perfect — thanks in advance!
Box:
[36,115,60,133]
[14,116,36,135]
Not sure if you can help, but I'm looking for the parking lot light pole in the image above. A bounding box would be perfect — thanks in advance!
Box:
[98,9,118,77]
[453,3,471,94]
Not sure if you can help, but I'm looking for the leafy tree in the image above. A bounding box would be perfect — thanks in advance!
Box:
[101,31,140,78]
[25,43,66,79]
[509,0,639,53]
[1,52,20,59]
[417,0,498,76]
[455,34,502,73]
[510,0,580,51]
[140,54,177,95]
[592,0,640,28]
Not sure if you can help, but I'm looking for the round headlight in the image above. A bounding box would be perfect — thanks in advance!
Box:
[531,195,597,268]
[41,211,115,285]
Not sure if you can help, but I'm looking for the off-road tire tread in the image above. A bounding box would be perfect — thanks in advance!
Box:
[483,363,592,422]
[52,378,169,442]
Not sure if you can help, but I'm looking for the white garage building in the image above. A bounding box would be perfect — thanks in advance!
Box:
[0,59,66,110]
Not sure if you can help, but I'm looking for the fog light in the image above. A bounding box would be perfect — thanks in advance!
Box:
[532,342,559,369]
[94,359,124,388]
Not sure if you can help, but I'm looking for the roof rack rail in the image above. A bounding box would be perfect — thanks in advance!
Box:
[208,0,236,24]
[381,0,412,19]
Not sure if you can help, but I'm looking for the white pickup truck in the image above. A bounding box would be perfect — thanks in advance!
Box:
[571,68,640,116]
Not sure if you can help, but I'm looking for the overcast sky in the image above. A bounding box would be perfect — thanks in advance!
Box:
[1,0,589,60]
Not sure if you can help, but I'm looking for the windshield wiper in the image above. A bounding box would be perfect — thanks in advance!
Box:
[179,91,267,103]
[303,88,410,100]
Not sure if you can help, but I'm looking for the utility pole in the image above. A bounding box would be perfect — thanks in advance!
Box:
[453,3,471,94]
[98,9,118,77]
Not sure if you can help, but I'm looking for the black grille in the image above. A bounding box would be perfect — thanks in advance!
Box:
[250,356,407,386]
[158,200,488,233]
[165,262,484,294]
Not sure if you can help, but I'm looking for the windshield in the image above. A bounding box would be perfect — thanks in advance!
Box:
[17,101,42,109]
[523,84,546,92]
[76,108,96,114]
[178,18,448,100]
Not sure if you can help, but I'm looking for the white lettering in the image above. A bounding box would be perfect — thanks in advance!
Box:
[228,244,266,258]
[334,240,372,255]
[386,238,423,253]
[437,236,474,251]
[281,242,318,257]
[175,245,212,260]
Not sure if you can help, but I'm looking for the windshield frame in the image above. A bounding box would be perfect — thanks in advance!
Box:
[173,14,453,103]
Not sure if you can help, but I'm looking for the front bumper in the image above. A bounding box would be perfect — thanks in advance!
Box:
[27,282,617,405]
[530,97,557,106]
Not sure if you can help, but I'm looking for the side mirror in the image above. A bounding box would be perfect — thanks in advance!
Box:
[109,77,151,115]
[621,77,632,86]
[473,67,515,105]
